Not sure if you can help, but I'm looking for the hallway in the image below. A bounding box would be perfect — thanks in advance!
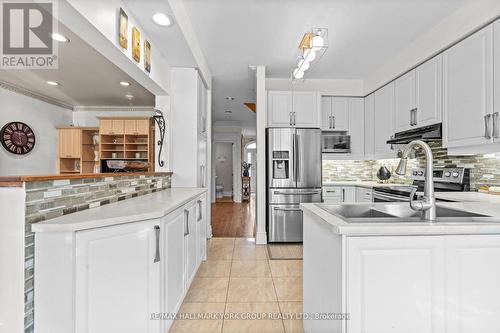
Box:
[211,196,255,238]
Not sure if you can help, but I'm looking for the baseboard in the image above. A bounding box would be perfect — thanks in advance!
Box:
[256,231,267,245]
[223,191,233,197]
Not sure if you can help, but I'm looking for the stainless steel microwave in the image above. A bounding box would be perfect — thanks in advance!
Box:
[322,131,351,153]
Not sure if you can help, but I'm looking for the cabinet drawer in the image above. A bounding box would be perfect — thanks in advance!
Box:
[323,187,341,197]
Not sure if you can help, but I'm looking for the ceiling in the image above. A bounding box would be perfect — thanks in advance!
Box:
[183,0,469,132]
[123,0,197,68]
[0,23,155,107]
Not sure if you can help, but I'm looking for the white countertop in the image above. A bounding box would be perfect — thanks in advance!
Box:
[323,181,411,188]
[301,201,500,236]
[31,188,207,233]
[433,191,500,203]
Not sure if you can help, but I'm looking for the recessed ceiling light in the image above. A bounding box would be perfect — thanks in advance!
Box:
[225,97,235,101]
[225,110,232,114]
[152,13,173,27]
[120,81,130,86]
[125,94,134,100]
[47,81,60,86]
[51,33,69,43]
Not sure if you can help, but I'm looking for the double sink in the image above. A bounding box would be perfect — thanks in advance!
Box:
[316,203,496,223]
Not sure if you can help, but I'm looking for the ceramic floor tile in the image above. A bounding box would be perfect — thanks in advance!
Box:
[184,278,229,303]
[209,237,235,249]
[234,237,256,247]
[227,277,277,302]
[279,302,304,333]
[223,302,284,333]
[269,260,303,277]
[273,277,303,302]
[197,261,232,277]
[208,246,234,261]
[233,245,268,260]
[231,260,271,278]
[169,302,225,333]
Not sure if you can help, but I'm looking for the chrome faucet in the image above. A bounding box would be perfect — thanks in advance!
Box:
[395,140,436,221]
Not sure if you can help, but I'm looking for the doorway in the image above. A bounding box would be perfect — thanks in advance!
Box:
[214,142,234,202]
[244,141,256,193]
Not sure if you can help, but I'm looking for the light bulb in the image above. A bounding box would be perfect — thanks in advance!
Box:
[297,58,310,71]
[311,35,324,51]
[293,68,304,79]
[303,48,316,62]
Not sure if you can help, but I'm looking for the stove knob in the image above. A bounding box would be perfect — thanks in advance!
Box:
[452,172,459,178]
[417,171,424,176]
[444,172,451,177]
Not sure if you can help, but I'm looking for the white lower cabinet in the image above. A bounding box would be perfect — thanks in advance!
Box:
[323,186,356,203]
[35,193,208,333]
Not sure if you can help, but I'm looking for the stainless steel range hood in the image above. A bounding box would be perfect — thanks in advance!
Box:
[386,123,442,145]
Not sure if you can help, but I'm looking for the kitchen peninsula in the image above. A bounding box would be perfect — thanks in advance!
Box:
[302,201,500,333]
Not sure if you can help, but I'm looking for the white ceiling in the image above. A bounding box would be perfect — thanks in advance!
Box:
[0,23,155,107]
[123,0,197,68]
[183,0,469,132]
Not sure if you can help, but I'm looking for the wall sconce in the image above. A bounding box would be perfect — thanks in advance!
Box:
[292,28,328,81]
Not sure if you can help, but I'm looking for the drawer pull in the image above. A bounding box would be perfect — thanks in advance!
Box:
[153,225,160,263]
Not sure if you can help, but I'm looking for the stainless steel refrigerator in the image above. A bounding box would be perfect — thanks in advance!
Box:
[266,128,322,242]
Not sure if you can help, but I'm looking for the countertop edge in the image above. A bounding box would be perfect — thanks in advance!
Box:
[31,188,207,233]
[0,172,173,184]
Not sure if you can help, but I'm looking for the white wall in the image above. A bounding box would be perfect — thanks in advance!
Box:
[266,78,364,96]
[214,142,233,196]
[0,88,73,176]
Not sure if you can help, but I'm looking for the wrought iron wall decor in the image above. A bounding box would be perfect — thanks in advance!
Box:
[152,109,166,167]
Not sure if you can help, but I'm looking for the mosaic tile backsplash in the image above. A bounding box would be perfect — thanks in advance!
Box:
[23,174,171,333]
[323,141,500,190]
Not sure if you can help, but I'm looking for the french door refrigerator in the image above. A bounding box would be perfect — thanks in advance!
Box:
[266,128,322,242]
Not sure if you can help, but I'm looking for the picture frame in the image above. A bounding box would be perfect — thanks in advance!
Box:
[118,8,128,49]
[132,27,141,62]
[144,40,151,73]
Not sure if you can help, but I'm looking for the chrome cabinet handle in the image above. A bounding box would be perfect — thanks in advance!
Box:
[184,209,190,236]
[274,207,302,212]
[197,200,202,221]
[289,112,293,126]
[485,114,492,139]
[154,225,160,263]
[293,112,296,126]
[332,115,336,129]
[274,191,320,195]
[493,112,499,139]
[342,189,345,202]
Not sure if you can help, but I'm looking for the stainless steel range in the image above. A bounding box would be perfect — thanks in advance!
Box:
[373,167,470,202]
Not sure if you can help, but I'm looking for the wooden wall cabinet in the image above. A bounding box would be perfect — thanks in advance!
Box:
[58,128,99,174]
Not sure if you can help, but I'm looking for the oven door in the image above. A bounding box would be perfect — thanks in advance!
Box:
[268,204,303,242]
[373,191,410,202]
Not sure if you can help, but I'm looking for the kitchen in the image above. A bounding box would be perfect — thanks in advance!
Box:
[2,1,500,333]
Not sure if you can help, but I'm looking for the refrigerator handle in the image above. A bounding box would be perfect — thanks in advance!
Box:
[292,133,297,182]
[295,134,300,183]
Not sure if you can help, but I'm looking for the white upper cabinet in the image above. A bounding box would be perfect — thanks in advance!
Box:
[394,70,416,132]
[364,94,375,158]
[293,91,319,127]
[268,91,319,128]
[415,55,443,128]
[321,96,332,130]
[321,97,350,131]
[443,24,494,148]
[374,82,396,157]
[349,98,365,158]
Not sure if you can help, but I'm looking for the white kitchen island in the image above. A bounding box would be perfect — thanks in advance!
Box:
[32,188,208,333]
[301,201,500,333]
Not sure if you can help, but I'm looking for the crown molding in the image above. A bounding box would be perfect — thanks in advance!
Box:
[73,106,155,112]
[0,80,74,110]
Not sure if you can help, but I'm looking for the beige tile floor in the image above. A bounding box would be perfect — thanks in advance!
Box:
[169,237,304,333]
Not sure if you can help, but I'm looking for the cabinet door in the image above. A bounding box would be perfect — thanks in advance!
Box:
[443,24,493,148]
[374,83,396,157]
[347,236,445,333]
[293,91,319,127]
[196,196,207,263]
[445,235,500,332]
[136,119,150,135]
[356,187,373,202]
[184,204,198,289]
[59,129,81,158]
[75,220,161,333]
[349,98,365,158]
[364,94,375,158]
[341,186,356,203]
[394,70,415,132]
[124,120,137,135]
[99,120,113,135]
[330,97,349,131]
[320,96,332,130]
[268,91,292,127]
[415,55,442,128]
[163,211,185,324]
[111,120,125,135]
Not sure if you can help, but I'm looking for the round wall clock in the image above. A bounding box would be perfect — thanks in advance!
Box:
[0,122,36,155]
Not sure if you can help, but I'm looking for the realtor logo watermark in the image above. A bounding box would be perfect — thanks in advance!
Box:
[1,0,58,69]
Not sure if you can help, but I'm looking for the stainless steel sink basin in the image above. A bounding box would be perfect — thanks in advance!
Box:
[316,203,493,223]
